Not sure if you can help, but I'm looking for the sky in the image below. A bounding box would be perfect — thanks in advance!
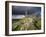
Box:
[12,6,41,16]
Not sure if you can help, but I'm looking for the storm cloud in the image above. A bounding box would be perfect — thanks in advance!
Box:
[12,6,41,15]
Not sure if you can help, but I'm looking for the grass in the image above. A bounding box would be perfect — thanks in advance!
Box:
[12,16,41,31]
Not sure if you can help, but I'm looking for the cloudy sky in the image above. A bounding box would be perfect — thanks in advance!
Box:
[12,6,41,16]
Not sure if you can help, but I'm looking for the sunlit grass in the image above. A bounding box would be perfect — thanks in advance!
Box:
[12,16,41,31]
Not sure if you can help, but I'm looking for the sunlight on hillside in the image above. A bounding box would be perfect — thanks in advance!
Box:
[12,16,41,31]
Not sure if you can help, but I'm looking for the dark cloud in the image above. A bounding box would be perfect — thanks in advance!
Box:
[12,6,41,15]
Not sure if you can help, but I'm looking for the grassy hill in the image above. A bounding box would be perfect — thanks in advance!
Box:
[12,16,41,31]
